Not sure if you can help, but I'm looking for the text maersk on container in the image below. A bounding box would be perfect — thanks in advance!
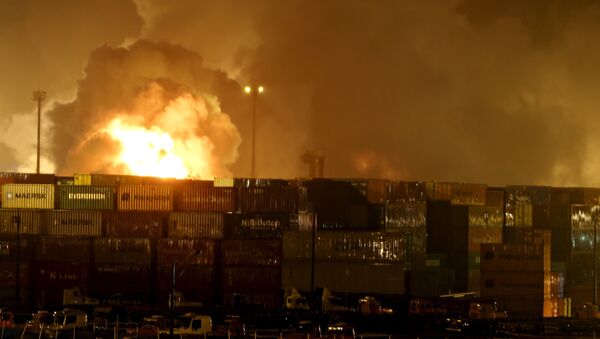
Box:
[6,192,47,199]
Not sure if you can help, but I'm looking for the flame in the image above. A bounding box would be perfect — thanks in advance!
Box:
[104,118,191,178]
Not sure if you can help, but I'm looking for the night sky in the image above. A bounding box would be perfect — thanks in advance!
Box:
[2,0,600,186]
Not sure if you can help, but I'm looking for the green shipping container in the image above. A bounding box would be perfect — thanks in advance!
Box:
[58,185,114,210]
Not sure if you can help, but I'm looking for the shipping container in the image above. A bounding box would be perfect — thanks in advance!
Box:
[506,185,552,206]
[551,188,571,205]
[570,188,600,205]
[75,173,157,186]
[571,205,600,230]
[104,211,165,238]
[468,251,481,269]
[543,297,571,318]
[468,268,480,293]
[168,212,225,239]
[506,203,533,227]
[481,270,549,318]
[347,179,389,204]
[222,239,281,266]
[0,172,55,184]
[281,259,405,296]
[228,213,289,239]
[468,206,503,227]
[94,238,152,265]
[238,186,306,213]
[55,176,74,186]
[315,204,370,230]
[222,266,281,292]
[0,210,42,235]
[388,181,427,203]
[283,231,407,263]
[2,184,54,209]
[0,237,34,262]
[156,264,216,306]
[385,202,426,229]
[176,184,236,212]
[293,212,315,232]
[451,183,486,206]
[550,271,564,298]
[485,187,505,208]
[116,185,173,211]
[46,210,102,236]
[35,237,92,264]
[91,263,152,302]
[57,185,114,210]
[0,262,31,287]
[34,262,90,306]
[157,239,216,266]
[480,243,548,273]
[306,179,366,206]
[426,182,453,201]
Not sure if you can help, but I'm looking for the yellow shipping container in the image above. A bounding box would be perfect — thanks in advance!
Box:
[74,174,92,185]
[117,185,173,211]
[1,184,54,209]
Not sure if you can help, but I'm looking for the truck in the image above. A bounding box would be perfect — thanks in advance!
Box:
[283,287,310,311]
[169,291,203,311]
[44,309,88,339]
[159,313,213,336]
[358,296,393,315]
[320,288,353,313]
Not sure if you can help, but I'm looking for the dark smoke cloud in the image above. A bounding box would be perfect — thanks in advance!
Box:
[4,0,600,186]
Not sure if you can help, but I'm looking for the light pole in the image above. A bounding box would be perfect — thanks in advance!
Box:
[244,85,264,178]
[33,90,46,174]
[12,215,20,311]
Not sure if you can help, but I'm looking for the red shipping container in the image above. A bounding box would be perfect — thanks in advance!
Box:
[34,262,89,290]
[239,187,305,213]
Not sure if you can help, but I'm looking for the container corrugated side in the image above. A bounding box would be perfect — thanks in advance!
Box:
[58,185,114,210]
[117,185,173,211]
[222,239,281,266]
[156,264,216,306]
[0,237,34,262]
[228,213,289,239]
[385,202,426,229]
[94,238,152,265]
[485,187,505,207]
[468,226,502,252]
[35,236,92,263]
[506,185,552,205]
[91,263,152,302]
[104,211,165,238]
[480,243,547,273]
[2,184,54,209]
[451,183,486,206]
[316,231,406,263]
[46,210,102,236]
[222,266,281,293]
[157,238,216,266]
[168,212,225,239]
[176,185,236,212]
[239,187,305,213]
[0,172,55,184]
[0,262,30,288]
[468,206,503,227]
[388,181,427,203]
[0,210,42,234]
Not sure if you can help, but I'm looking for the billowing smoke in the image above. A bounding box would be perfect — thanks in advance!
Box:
[48,41,241,178]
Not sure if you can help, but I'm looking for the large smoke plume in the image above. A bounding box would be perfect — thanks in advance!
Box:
[3,0,600,186]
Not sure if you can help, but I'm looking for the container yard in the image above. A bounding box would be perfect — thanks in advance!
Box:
[2,171,600,332]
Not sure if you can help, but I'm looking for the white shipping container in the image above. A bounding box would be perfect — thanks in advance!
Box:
[2,184,54,209]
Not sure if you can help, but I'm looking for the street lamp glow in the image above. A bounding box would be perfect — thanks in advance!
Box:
[244,86,252,94]
[258,86,264,93]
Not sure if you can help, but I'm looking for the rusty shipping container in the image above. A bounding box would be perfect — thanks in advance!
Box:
[94,238,152,265]
[0,236,34,262]
[46,210,102,236]
[222,266,281,292]
[222,239,281,266]
[176,184,236,212]
[58,185,114,210]
[238,186,306,213]
[480,243,548,273]
[0,210,42,235]
[228,213,290,239]
[426,182,453,201]
[282,259,406,296]
[117,185,173,211]
[451,183,487,206]
[156,264,216,306]
[385,202,426,229]
[157,238,216,266]
[468,206,503,227]
[168,212,225,239]
[104,211,165,238]
[2,184,54,209]
[35,236,92,264]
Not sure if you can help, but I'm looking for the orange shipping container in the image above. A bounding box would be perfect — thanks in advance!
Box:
[117,185,173,211]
